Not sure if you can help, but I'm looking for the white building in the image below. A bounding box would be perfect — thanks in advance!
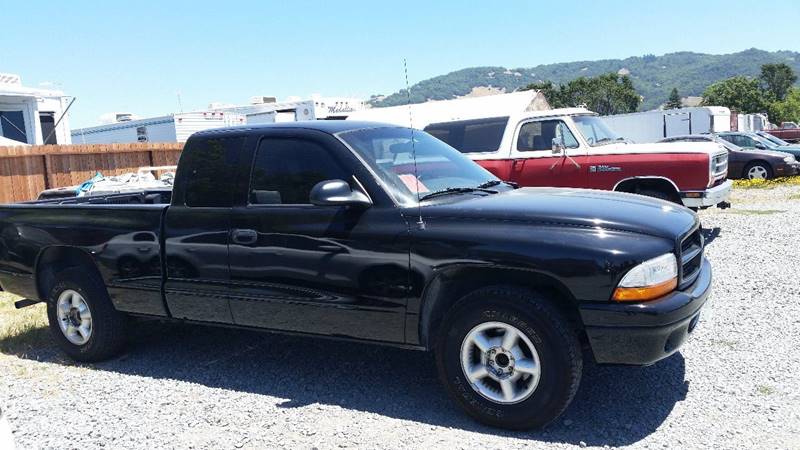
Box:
[0,72,72,145]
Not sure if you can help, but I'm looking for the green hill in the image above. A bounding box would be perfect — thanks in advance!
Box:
[371,49,800,111]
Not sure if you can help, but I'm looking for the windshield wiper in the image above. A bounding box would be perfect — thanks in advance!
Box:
[419,186,497,201]
[477,179,518,189]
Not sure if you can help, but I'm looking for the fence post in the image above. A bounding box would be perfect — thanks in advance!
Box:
[42,154,50,189]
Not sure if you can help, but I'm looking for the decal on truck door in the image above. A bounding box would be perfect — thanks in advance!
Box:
[589,165,622,173]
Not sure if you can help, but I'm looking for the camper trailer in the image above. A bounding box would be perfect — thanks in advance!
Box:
[601,107,731,143]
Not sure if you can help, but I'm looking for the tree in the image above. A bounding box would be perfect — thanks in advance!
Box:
[521,81,566,108]
[522,73,641,115]
[768,88,800,124]
[702,76,766,113]
[760,63,797,101]
[665,88,682,109]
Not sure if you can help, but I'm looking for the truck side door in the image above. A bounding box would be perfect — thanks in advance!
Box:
[227,130,410,343]
[162,135,245,324]
[508,118,587,187]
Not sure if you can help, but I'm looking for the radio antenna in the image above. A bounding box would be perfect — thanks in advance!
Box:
[404,59,425,230]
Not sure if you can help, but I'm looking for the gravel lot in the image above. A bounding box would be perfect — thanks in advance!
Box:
[1,185,800,449]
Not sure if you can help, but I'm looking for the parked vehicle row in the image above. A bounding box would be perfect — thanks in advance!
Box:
[764,121,800,143]
[423,108,731,209]
[660,134,800,180]
[0,121,711,430]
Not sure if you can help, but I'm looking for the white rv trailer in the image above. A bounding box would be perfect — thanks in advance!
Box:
[600,107,732,143]
[71,98,317,144]
[71,111,247,144]
[346,91,550,129]
[210,97,316,124]
[0,72,72,145]
[736,113,769,132]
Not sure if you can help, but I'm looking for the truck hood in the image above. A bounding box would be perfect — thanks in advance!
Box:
[593,141,722,156]
[424,187,698,240]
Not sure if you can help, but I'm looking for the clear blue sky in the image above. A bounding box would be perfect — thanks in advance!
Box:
[3,0,799,128]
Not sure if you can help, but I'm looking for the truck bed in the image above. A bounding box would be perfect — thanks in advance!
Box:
[0,191,170,317]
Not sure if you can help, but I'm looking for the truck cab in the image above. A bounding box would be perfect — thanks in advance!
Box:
[424,108,732,209]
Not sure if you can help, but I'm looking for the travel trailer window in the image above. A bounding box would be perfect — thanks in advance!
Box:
[0,110,28,143]
[516,120,578,151]
[39,112,57,145]
[424,117,508,153]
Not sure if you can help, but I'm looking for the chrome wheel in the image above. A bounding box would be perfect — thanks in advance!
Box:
[460,321,541,404]
[747,165,768,180]
[56,289,92,345]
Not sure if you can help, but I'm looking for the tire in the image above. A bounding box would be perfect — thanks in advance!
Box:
[435,286,582,430]
[46,267,127,362]
[744,162,773,180]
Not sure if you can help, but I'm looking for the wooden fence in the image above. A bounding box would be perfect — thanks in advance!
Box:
[0,143,184,203]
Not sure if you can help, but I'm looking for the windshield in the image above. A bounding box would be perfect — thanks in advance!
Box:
[751,134,780,149]
[758,132,790,146]
[337,127,504,205]
[572,115,625,146]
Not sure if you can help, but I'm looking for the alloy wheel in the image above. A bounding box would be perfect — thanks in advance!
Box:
[56,289,93,345]
[747,165,768,180]
[459,321,541,404]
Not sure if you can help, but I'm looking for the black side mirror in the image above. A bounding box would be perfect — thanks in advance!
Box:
[754,143,766,150]
[309,179,372,208]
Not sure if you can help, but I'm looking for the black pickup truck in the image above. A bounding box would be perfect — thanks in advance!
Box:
[0,121,711,429]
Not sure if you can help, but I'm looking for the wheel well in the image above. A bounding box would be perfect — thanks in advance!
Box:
[614,178,681,203]
[35,246,103,301]
[418,267,584,350]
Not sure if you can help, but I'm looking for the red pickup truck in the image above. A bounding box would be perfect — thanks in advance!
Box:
[765,122,800,143]
[424,108,731,209]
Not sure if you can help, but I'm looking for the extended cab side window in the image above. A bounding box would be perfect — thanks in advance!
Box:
[183,136,245,207]
[249,138,349,205]
[425,117,509,153]
[517,120,578,152]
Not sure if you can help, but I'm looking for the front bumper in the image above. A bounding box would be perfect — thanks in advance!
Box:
[775,162,800,177]
[680,179,732,208]
[579,257,711,365]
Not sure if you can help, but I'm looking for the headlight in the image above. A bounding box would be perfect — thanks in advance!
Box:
[784,156,795,163]
[612,253,678,302]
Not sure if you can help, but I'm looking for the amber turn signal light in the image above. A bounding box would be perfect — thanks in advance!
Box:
[612,277,677,302]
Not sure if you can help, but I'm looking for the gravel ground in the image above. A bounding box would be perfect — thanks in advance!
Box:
[1,185,800,449]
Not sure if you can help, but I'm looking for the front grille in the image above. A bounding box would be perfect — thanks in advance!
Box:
[679,228,703,289]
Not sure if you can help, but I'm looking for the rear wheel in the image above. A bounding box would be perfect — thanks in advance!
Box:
[745,162,772,180]
[46,268,127,362]
[435,286,582,430]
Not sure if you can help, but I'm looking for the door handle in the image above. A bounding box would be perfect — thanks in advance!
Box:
[231,229,258,245]
[511,159,525,170]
